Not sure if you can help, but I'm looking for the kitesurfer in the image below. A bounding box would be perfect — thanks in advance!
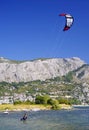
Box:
[20,113,27,121]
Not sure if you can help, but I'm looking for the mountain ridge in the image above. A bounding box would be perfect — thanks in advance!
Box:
[0,56,86,83]
[0,56,89,104]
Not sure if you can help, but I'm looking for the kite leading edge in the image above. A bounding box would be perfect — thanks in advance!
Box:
[59,13,74,31]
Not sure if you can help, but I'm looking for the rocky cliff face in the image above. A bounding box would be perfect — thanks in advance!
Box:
[0,57,86,83]
[74,64,89,83]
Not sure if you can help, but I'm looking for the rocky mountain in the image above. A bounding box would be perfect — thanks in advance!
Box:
[73,64,89,83]
[0,57,86,83]
[0,56,89,105]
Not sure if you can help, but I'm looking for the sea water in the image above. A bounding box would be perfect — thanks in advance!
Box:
[0,107,89,130]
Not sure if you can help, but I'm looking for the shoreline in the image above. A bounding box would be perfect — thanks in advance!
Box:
[72,105,89,107]
[0,104,72,112]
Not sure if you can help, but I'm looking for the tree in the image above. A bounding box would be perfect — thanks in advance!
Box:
[35,95,50,104]
[47,98,60,110]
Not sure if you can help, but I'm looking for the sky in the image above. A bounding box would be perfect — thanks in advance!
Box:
[0,0,89,63]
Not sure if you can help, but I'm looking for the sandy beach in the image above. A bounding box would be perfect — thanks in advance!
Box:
[0,104,72,112]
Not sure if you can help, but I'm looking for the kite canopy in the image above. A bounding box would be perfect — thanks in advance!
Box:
[59,13,74,31]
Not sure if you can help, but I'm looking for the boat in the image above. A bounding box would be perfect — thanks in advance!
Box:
[3,110,9,114]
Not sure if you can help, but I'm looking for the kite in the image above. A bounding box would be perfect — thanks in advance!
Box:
[59,13,74,31]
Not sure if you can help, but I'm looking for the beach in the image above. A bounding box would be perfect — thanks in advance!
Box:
[0,104,72,112]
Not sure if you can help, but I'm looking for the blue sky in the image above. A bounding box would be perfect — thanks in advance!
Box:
[0,0,89,63]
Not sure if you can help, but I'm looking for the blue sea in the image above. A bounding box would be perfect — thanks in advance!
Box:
[0,107,89,130]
